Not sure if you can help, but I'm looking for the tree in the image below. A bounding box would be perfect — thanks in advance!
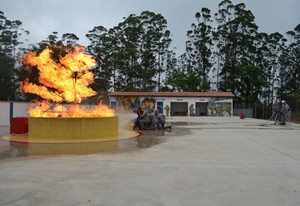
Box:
[0,11,29,101]
[214,0,259,99]
[277,24,300,111]
[282,24,300,99]
[185,8,214,91]
[0,52,16,100]
[235,64,268,103]
[86,26,115,93]
[254,32,277,106]
[86,11,172,92]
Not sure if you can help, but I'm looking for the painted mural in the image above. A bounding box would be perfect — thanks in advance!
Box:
[116,96,232,116]
[207,102,231,116]
[117,96,134,111]
[117,96,156,112]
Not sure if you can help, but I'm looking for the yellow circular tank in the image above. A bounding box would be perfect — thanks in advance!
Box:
[28,116,119,143]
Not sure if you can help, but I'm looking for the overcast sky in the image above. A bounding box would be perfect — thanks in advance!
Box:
[1,0,299,54]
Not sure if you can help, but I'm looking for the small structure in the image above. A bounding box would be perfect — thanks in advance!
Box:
[109,92,234,117]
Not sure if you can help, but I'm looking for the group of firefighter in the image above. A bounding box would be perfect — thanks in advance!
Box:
[133,107,166,130]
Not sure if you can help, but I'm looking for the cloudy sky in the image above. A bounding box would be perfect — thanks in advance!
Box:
[1,0,299,54]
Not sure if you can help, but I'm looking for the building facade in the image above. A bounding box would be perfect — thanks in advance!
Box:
[108,92,234,117]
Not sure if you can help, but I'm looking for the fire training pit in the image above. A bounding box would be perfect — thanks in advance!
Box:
[1,46,139,147]
[17,46,124,143]
[29,116,118,142]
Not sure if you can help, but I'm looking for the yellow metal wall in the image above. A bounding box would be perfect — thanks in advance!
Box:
[28,117,118,141]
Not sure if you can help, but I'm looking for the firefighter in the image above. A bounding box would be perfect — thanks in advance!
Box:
[139,108,150,130]
[149,109,158,130]
[133,107,143,130]
[155,109,165,130]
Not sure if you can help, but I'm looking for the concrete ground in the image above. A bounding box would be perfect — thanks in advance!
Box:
[0,115,300,206]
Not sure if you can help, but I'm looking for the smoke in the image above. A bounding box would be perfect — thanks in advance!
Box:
[117,112,136,131]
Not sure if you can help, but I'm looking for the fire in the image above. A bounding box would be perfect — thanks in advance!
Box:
[21,46,115,117]
[28,101,115,118]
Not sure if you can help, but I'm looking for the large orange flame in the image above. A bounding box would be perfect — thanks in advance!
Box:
[21,46,115,118]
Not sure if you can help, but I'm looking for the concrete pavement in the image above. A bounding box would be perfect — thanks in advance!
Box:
[0,116,300,206]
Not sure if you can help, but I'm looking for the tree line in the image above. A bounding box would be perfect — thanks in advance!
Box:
[0,0,299,112]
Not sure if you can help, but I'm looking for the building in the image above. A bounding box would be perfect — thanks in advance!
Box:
[108,92,234,117]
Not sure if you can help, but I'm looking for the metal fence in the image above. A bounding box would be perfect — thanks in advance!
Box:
[234,101,300,120]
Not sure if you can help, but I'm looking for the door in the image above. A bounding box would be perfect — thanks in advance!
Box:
[170,102,188,116]
[110,101,117,111]
[157,101,164,113]
[196,102,208,116]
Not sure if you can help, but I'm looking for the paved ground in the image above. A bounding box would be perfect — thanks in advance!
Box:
[0,115,300,206]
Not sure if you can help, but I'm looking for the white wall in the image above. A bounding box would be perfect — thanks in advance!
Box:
[0,102,10,126]
[0,102,100,126]
[157,97,233,116]
[0,102,30,126]
[13,102,30,118]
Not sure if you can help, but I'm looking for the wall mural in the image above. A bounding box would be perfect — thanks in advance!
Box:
[117,96,156,112]
[116,96,232,116]
[207,102,231,116]
[141,97,156,109]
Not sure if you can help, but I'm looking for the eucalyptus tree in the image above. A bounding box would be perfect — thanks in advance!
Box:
[213,0,260,102]
[160,49,177,91]
[185,7,213,91]
[234,64,268,103]
[0,51,16,100]
[279,24,300,102]
[61,33,80,47]
[119,11,171,91]
[0,11,29,60]
[165,53,186,91]
[166,53,200,91]
[0,11,29,101]
[253,32,287,106]
[113,14,143,91]
[288,24,300,97]
[87,11,171,92]
[86,26,116,93]
[145,12,172,91]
